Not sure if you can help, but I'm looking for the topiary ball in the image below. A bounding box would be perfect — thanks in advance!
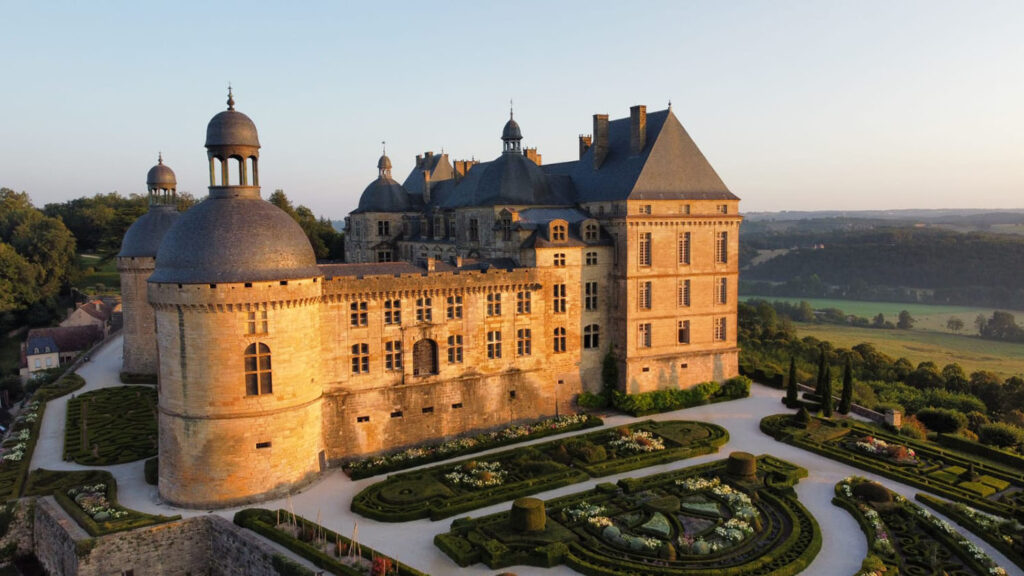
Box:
[852,481,892,504]
[726,452,758,479]
[510,497,546,532]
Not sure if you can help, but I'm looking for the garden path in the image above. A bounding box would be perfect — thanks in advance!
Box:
[30,336,1017,576]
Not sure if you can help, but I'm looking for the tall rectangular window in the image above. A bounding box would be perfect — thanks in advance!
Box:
[517,328,532,356]
[638,232,652,266]
[416,297,432,322]
[351,343,369,373]
[553,284,567,313]
[378,220,390,237]
[638,281,652,310]
[678,232,691,265]
[553,327,567,353]
[487,293,502,316]
[584,282,599,311]
[681,204,691,215]
[350,301,368,327]
[501,218,512,241]
[446,295,463,319]
[678,320,690,344]
[717,278,728,304]
[678,279,691,307]
[715,231,728,264]
[447,335,463,364]
[384,300,401,325]
[385,341,402,371]
[246,310,268,335]
[516,291,531,314]
[638,323,652,348]
[714,317,727,341]
[469,218,480,242]
[487,330,502,359]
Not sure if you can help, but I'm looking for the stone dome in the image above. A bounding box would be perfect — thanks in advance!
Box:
[205,109,260,148]
[354,177,412,213]
[146,156,177,190]
[377,154,392,171]
[150,194,319,284]
[442,152,554,207]
[118,205,181,259]
[502,118,522,141]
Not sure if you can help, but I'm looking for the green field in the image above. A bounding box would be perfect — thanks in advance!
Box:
[76,253,120,293]
[744,296,1024,377]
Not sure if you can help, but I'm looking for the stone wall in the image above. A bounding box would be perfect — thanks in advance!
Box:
[117,256,158,377]
[0,499,35,564]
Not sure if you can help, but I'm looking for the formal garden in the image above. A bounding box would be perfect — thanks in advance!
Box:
[234,508,427,576]
[760,411,1024,523]
[917,493,1024,572]
[352,420,728,522]
[63,385,157,465]
[434,453,820,576]
[834,476,1011,575]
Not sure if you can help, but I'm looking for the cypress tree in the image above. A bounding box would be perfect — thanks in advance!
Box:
[815,348,827,396]
[821,363,834,417]
[839,357,854,415]
[786,356,798,405]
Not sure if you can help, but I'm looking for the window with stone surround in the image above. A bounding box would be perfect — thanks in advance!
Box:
[244,343,272,396]
[678,320,690,344]
[553,327,567,353]
[583,222,599,241]
[447,295,463,319]
[487,330,502,359]
[416,297,432,322]
[718,204,729,214]
[553,253,566,267]
[585,251,598,266]
[469,218,480,242]
[487,292,502,316]
[638,323,652,348]
[717,277,728,305]
[447,335,463,364]
[413,339,438,375]
[715,231,728,264]
[638,281,652,310]
[681,204,691,215]
[678,279,691,307]
[384,300,401,325]
[246,310,267,335]
[517,328,532,356]
[678,231,691,265]
[585,282,598,311]
[377,250,392,263]
[385,340,402,371]
[714,317,727,341]
[638,232,651,266]
[553,284,567,313]
[551,223,567,242]
[516,291,531,314]
[351,343,369,374]
[378,220,390,237]
[583,324,600,349]
[350,301,368,327]
[500,217,512,241]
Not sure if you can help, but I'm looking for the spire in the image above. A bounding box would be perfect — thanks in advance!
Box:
[227,84,235,111]
[158,152,163,164]
[501,100,523,153]
[377,140,392,178]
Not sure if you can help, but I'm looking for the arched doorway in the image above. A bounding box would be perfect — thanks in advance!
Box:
[413,339,438,376]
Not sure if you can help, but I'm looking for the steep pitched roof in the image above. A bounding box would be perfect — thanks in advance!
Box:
[570,108,737,203]
[26,326,103,354]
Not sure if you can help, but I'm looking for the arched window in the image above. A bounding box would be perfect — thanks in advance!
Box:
[413,339,439,376]
[244,343,272,395]
[583,324,600,349]
[553,327,567,353]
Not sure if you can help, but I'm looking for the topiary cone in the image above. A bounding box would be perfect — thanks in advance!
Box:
[726,452,758,480]
[510,497,546,532]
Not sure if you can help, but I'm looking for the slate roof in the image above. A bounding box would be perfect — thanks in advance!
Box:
[353,176,413,213]
[26,326,103,355]
[440,152,573,208]
[25,335,57,356]
[118,205,181,258]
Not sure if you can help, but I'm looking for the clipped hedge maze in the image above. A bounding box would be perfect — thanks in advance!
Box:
[64,386,157,465]
[353,420,728,522]
[761,413,1024,522]
[917,493,1024,572]
[435,454,821,576]
[834,477,1011,576]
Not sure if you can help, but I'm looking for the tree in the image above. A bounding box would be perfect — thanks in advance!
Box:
[946,317,964,334]
[838,357,853,415]
[872,313,886,328]
[815,347,827,396]
[797,300,815,322]
[975,314,988,335]
[941,363,968,393]
[786,356,798,405]
[978,311,1024,342]
[897,310,915,330]
[978,422,1024,448]
[821,362,833,417]
[915,408,967,434]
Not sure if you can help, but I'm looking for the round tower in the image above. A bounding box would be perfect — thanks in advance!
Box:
[149,89,324,508]
[117,154,181,380]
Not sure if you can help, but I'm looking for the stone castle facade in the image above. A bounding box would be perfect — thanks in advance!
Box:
[118,91,740,508]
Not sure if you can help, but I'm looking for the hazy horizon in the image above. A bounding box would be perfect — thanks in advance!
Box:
[2,1,1022,219]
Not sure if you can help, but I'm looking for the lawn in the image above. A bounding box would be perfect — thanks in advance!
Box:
[75,253,120,293]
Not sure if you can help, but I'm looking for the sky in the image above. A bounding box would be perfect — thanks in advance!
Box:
[1,1,1022,218]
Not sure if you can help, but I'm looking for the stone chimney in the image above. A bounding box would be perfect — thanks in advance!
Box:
[630,105,647,155]
[422,171,431,204]
[426,257,436,272]
[592,114,609,169]
[523,147,542,166]
[578,135,592,159]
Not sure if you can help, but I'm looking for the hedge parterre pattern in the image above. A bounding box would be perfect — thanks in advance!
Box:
[234,508,427,576]
[760,413,1024,522]
[917,493,1024,572]
[352,420,729,522]
[834,476,1009,576]
[64,385,158,465]
[434,455,820,576]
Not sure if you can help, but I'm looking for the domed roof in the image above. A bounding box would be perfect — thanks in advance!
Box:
[442,152,561,207]
[205,90,260,149]
[354,176,412,213]
[150,194,319,284]
[377,154,392,171]
[118,205,181,258]
[502,118,522,141]
[146,155,176,190]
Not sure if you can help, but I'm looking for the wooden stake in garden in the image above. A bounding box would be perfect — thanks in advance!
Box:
[350,522,361,560]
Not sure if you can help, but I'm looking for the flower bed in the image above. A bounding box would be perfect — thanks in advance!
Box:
[834,476,1010,576]
[917,493,1024,572]
[345,413,601,479]
[352,420,729,522]
[435,454,820,576]
[0,400,45,502]
[63,386,157,465]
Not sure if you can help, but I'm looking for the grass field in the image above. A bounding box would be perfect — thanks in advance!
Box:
[76,253,120,293]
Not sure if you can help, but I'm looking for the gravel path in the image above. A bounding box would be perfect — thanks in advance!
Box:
[30,335,1016,575]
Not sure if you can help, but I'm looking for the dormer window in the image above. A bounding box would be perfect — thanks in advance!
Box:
[501,217,512,241]
[551,222,567,242]
[583,222,599,242]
